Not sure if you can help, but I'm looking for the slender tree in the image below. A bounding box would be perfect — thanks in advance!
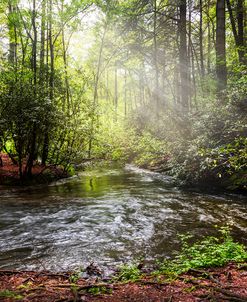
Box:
[179,0,189,112]
[199,0,205,77]
[226,0,245,65]
[216,0,227,92]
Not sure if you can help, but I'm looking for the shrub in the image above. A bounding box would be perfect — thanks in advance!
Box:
[157,227,247,277]
[116,263,142,282]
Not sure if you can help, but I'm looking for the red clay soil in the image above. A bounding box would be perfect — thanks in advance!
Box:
[0,263,247,302]
[0,153,64,184]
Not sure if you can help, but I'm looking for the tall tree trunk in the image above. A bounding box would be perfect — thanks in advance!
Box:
[179,0,189,113]
[153,0,159,113]
[42,0,53,165]
[188,0,192,107]
[226,0,244,64]
[227,0,246,65]
[199,0,205,77]
[106,69,109,103]
[114,62,118,121]
[88,23,107,158]
[216,0,227,92]
[124,69,127,117]
[40,0,46,81]
[26,0,38,178]
[236,0,245,64]
[32,0,37,87]
[61,0,70,111]
[207,0,212,74]
[7,3,17,66]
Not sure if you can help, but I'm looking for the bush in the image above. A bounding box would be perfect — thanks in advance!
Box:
[116,263,142,282]
[157,227,247,277]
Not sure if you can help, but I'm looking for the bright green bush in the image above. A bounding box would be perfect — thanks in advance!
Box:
[157,227,247,277]
[116,263,142,282]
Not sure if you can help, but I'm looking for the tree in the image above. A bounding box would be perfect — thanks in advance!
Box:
[216,0,227,92]
[226,0,246,65]
[179,0,189,112]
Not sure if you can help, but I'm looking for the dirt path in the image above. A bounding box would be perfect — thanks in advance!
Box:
[0,263,246,301]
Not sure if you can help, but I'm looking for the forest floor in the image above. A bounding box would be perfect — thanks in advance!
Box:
[0,263,247,302]
[0,154,66,185]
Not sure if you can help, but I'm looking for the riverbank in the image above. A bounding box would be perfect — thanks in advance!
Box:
[110,132,247,194]
[0,154,68,185]
[136,158,247,195]
[0,263,247,302]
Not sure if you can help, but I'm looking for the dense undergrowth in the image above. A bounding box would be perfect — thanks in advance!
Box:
[116,227,247,281]
[155,227,247,277]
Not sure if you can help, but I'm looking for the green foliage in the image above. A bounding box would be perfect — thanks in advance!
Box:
[94,123,168,167]
[69,268,84,283]
[0,290,23,300]
[170,135,247,190]
[116,263,142,282]
[200,137,247,190]
[156,227,247,278]
[167,89,247,191]
[17,282,33,290]
[130,132,168,168]
[87,286,112,295]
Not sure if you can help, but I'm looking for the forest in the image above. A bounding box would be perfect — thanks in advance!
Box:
[0,0,246,301]
[0,0,246,190]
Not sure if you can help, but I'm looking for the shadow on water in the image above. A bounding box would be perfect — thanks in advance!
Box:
[0,163,246,271]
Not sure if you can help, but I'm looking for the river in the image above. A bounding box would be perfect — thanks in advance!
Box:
[0,164,246,272]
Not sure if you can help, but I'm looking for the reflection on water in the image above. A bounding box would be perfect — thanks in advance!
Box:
[0,164,246,271]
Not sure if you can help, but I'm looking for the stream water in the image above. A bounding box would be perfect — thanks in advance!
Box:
[0,164,246,272]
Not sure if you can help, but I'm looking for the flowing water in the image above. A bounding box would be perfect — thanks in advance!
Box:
[0,164,246,272]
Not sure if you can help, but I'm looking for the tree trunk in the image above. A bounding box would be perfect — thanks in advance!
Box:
[188,0,192,107]
[114,63,118,121]
[153,0,159,113]
[40,0,46,81]
[7,3,17,66]
[199,0,205,77]
[236,0,245,64]
[179,0,189,113]
[26,0,38,178]
[61,0,70,110]
[42,0,53,165]
[207,0,211,74]
[88,23,107,158]
[124,69,127,116]
[216,0,227,92]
